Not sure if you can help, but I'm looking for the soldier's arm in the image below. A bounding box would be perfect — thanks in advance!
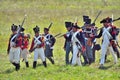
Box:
[7,37,11,54]
[111,26,117,40]
[76,32,85,46]
[50,35,56,47]
[95,28,103,38]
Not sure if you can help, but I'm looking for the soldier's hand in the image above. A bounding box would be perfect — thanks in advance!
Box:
[89,34,94,38]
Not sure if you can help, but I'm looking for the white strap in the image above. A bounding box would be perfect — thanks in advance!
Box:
[34,35,41,44]
[102,27,112,39]
[10,34,17,42]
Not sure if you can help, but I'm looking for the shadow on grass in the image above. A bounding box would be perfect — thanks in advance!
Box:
[0,68,15,74]
[37,64,43,67]
[99,64,113,70]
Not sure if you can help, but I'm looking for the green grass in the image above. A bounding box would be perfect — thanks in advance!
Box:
[0,0,120,80]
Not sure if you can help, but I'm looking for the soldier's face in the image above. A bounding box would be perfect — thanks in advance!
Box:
[72,27,77,32]
[35,32,39,36]
[103,23,109,27]
[67,27,71,31]
[12,30,17,34]
[44,30,48,34]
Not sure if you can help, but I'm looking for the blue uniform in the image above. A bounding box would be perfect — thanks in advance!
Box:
[64,30,73,64]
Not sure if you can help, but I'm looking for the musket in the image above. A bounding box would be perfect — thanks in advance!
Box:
[15,16,27,42]
[92,10,102,26]
[21,15,27,27]
[53,33,61,38]
[74,17,78,25]
[48,22,53,30]
[112,17,120,22]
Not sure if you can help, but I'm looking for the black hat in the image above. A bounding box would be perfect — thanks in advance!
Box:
[100,17,112,23]
[83,15,89,22]
[21,27,25,32]
[72,25,80,29]
[65,22,72,28]
[11,24,18,31]
[44,28,49,31]
[33,25,40,33]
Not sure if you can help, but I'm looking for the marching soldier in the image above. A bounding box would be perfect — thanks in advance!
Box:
[29,26,47,68]
[21,33,30,67]
[7,24,22,71]
[63,22,73,65]
[90,17,118,69]
[44,27,56,64]
[71,25,86,66]
[83,18,94,64]
[104,18,120,62]
[107,19,120,58]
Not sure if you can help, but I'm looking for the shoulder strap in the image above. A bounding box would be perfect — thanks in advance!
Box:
[10,34,17,42]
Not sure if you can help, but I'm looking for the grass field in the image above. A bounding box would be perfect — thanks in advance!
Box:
[0,0,120,80]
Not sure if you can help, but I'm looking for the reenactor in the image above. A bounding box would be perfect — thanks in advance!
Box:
[7,24,22,71]
[104,17,120,62]
[71,25,86,66]
[63,22,73,65]
[21,33,30,67]
[44,27,56,64]
[83,18,94,64]
[29,26,47,68]
[90,17,118,69]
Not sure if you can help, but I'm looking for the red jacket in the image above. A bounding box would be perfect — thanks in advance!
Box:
[7,33,22,53]
[21,38,29,50]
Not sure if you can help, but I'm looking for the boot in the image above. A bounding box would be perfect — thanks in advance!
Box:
[16,63,20,71]
[25,62,29,67]
[43,61,47,67]
[12,62,16,66]
[48,57,54,64]
[33,61,37,69]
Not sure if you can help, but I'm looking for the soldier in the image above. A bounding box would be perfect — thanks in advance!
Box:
[90,17,118,69]
[21,33,30,67]
[81,16,91,65]
[44,27,56,64]
[7,24,22,71]
[63,22,73,65]
[29,26,47,68]
[71,25,86,66]
[104,18,120,62]
[83,18,94,64]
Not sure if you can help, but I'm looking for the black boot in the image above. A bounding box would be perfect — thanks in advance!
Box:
[43,61,47,67]
[12,62,16,66]
[16,63,20,71]
[105,55,107,62]
[33,61,37,69]
[48,57,54,64]
[25,62,29,67]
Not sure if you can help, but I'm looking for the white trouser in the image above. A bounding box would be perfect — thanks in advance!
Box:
[34,48,46,62]
[9,47,21,64]
[100,43,117,65]
[72,45,82,66]
[21,49,29,62]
